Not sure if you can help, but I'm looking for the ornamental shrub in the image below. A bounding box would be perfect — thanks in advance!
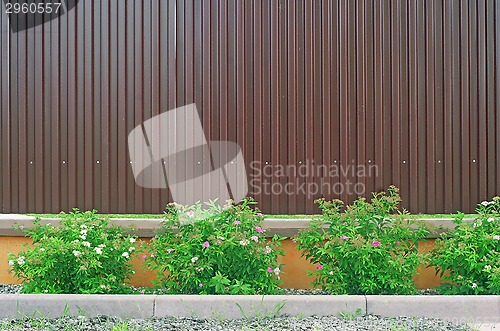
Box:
[146,198,285,294]
[8,209,139,294]
[295,186,430,294]
[429,197,500,294]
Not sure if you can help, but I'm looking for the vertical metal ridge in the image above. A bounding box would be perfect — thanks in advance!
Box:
[0,0,498,214]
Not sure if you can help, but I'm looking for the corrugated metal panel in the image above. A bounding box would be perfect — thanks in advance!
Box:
[0,0,499,214]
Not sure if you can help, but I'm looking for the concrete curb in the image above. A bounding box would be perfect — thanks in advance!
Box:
[0,294,498,322]
[154,295,366,319]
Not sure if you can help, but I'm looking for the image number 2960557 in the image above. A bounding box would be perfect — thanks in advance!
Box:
[2,0,79,33]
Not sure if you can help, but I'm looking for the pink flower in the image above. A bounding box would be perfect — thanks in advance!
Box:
[251,236,259,242]
[254,226,264,233]
[19,226,24,230]
[140,290,145,295]
[141,254,147,261]
[316,265,324,270]
[233,220,241,225]
[257,212,263,217]
[292,239,297,243]
[199,283,203,287]
[202,241,210,249]
[267,267,273,273]
[372,241,380,247]
[340,236,349,240]
[395,241,400,245]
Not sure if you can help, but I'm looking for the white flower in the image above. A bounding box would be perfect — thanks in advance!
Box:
[79,235,87,240]
[251,236,259,243]
[239,240,250,246]
[329,271,334,275]
[166,248,174,253]
[39,248,45,252]
[273,267,280,276]
[493,235,500,240]
[129,238,136,243]
[94,247,103,255]
[80,225,87,229]
[122,252,129,258]
[481,201,489,206]
[8,260,14,266]
[263,246,272,254]
[72,240,79,244]
[80,229,87,235]
[472,283,477,288]
[129,247,135,252]
[484,265,492,271]
[98,244,106,248]
[17,256,25,265]
[487,217,495,223]
[191,256,199,263]
[72,250,82,257]
[82,241,91,247]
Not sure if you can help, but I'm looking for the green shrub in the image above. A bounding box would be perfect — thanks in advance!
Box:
[8,209,139,294]
[429,197,500,294]
[295,186,430,294]
[146,198,285,294]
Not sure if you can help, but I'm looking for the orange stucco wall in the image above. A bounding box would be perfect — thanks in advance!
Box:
[0,237,440,289]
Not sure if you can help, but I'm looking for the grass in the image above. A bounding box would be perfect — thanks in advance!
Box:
[26,213,165,219]
[25,213,478,220]
[411,213,477,219]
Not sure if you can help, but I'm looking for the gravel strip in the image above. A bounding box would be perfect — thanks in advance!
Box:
[0,284,22,294]
[0,315,473,331]
[0,285,441,295]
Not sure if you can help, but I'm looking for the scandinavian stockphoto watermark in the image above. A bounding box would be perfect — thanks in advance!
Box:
[248,160,379,198]
[128,103,248,216]
[2,0,80,32]
[127,104,378,207]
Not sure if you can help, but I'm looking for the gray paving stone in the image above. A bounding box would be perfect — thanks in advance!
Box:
[8,294,155,319]
[154,295,366,319]
[0,294,20,318]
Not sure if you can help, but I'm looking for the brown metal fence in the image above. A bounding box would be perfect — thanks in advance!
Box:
[0,0,499,214]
